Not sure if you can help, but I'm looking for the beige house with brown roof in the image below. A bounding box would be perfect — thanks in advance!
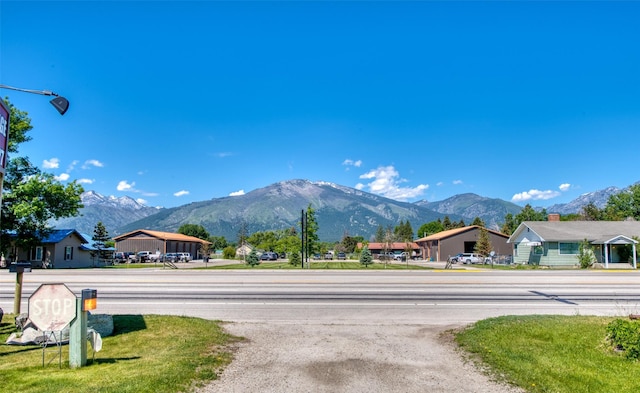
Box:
[415,226,511,262]
[113,229,211,260]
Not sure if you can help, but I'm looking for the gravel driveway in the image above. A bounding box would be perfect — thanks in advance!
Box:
[199,322,525,393]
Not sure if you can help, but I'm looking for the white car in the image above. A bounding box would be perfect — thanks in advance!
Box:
[459,253,482,264]
[176,252,192,262]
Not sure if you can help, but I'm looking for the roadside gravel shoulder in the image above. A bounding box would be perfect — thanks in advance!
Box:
[199,322,525,393]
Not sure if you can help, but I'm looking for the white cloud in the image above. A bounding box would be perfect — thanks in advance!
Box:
[117,180,135,191]
[559,183,571,191]
[453,180,463,185]
[136,198,148,205]
[77,178,94,184]
[174,190,189,197]
[229,189,245,196]
[82,159,104,169]
[67,160,79,172]
[436,182,444,186]
[217,152,233,158]
[54,173,70,181]
[355,183,365,190]
[43,158,59,169]
[358,165,429,201]
[342,159,363,169]
[512,189,561,202]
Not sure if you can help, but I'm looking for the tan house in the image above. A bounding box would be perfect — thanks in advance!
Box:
[113,229,210,260]
[6,229,109,269]
[415,226,511,262]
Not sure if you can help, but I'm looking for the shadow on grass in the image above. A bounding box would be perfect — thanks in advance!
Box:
[110,315,147,336]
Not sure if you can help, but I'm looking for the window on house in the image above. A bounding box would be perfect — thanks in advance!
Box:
[514,244,518,257]
[31,246,43,261]
[64,246,73,260]
[559,242,580,255]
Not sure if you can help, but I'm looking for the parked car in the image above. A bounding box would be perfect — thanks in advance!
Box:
[393,252,408,261]
[313,253,321,260]
[176,252,192,262]
[136,251,152,262]
[460,253,482,264]
[324,252,333,260]
[260,252,277,261]
[378,252,395,261]
[447,253,464,263]
[163,253,178,262]
[114,252,130,262]
[337,252,346,260]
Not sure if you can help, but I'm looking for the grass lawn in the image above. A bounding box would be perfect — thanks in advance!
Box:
[455,315,640,393]
[0,314,239,393]
[205,261,432,269]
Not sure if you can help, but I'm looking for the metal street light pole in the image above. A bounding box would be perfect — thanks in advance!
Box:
[0,85,69,313]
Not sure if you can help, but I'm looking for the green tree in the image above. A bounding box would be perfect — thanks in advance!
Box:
[500,213,517,235]
[417,219,443,238]
[91,221,111,260]
[374,224,385,242]
[442,216,453,230]
[515,204,547,223]
[178,223,210,240]
[471,217,485,227]
[246,249,260,267]
[577,238,595,269]
[580,202,604,221]
[222,246,236,259]
[289,251,301,266]
[360,245,373,268]
[208,236,228,251]
[394,220,413,242]
[303,204,320,255]
[0,99,84,258]
[474,227,492,257]
[603,185,640,221]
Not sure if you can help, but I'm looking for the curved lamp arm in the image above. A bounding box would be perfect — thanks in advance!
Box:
[0,84,69,115]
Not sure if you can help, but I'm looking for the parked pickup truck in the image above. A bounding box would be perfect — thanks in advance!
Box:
[136,251,161,263]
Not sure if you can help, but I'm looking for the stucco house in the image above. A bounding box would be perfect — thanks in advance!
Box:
[415,226,511,262]
[508,220,639,268]
[113,229,210,260]
[6,229,106,269]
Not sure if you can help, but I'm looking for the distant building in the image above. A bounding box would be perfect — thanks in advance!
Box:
[415,226,511,262]
[113,229,210,260]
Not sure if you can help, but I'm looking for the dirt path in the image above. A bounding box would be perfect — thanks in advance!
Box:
[199,322,525,393]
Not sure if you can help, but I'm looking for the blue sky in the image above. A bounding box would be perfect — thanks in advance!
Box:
[1,1,638,209]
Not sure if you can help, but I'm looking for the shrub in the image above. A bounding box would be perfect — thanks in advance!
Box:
[606,318,640,359]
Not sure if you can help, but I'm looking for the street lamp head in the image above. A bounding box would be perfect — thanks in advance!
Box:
[50,96,69,115]
[0,84,70,115]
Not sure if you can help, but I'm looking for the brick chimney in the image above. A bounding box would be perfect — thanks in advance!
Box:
[548,213,560,222]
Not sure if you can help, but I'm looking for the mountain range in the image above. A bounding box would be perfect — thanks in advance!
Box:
[52,179,631,242]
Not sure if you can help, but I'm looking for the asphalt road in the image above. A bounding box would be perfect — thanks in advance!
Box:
[2,264,639,323]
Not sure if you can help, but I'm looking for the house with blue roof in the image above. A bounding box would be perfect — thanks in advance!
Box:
[7,229,112,269]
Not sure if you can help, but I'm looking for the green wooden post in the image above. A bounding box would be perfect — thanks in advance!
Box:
[69,298,87,368]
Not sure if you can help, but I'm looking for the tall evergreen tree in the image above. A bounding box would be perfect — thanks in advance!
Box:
[474,226,492,257]
[91,221,111,260]
[374,224,385,242]
[359,245,373,268]
[471,217,485,227]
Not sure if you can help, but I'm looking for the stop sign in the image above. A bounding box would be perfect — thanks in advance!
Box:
[28,283,77,331]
